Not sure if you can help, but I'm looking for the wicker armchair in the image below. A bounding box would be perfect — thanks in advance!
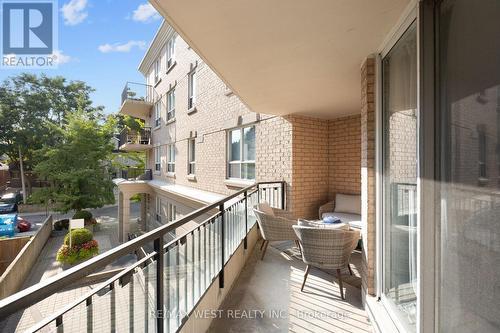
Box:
[319,200,335,219]
[293,225,360,299]
[253,203,298,260]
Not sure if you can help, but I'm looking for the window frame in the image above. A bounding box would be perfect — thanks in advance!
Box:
[166,37,175,69]
[167,202,176,222]
[154,99,161,128]
[167,143,175,173]
[167,88,175,121]
[187,69,196,110]
[154,145,161,173]
[154,59,160,83]
[227,125,256,180]
[187,139,196,175]
[155,196,161,222]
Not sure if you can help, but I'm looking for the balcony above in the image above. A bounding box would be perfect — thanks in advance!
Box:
[113,168,153,193]
[119,82,154,120]
[119,127,152,152]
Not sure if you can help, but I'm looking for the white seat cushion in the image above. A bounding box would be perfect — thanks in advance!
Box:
[335,193,361,215]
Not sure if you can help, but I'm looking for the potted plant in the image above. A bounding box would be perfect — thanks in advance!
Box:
[56,228,99,265]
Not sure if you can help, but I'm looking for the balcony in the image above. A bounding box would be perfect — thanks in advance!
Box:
[0,182,370,332]
[119,82,155,120]
[119,127,152,152]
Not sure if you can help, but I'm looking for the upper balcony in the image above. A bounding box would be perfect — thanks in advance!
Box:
[118,127,152,152]
[119,82,155,120]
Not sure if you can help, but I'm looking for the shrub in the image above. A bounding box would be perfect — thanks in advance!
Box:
[56,239,99,265]
[72,210,93,223]
[63,228,93,246]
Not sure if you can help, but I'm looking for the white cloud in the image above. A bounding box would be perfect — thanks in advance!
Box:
[98,40,147,53]
[51,50,74,64]
[132,3,160,23]
[61,0,88,26]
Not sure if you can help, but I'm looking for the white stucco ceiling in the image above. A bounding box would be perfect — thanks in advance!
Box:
[150,0,410,118]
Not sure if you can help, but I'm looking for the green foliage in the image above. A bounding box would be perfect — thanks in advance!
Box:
[72,210,93,222]
[56,239,98,265]
[63,228,93,246]
[31,111,116,212]
[0,73,102,169]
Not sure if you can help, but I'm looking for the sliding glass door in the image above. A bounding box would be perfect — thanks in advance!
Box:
[381,21,418,332]
[438,1,500,332]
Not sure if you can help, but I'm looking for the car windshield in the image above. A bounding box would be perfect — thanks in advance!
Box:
[0,198,15,204]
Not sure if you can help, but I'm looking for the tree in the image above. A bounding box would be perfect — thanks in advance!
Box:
[31,111,116,213]
[0,73,101,171]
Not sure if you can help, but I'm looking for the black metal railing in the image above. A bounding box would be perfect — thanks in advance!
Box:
[0,181,286,333]
[121,82,156,106]
[119,168,153,181]
[119,127,152,148]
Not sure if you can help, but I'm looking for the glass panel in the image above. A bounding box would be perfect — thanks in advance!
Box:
[229,163,241,179]
[382,21,418,331]
[229,129,241,161]
[438,1,500,332]
[243,126,255,161]
[242,163,255,180]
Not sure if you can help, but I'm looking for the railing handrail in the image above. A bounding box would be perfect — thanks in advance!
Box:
[0,181,285,319]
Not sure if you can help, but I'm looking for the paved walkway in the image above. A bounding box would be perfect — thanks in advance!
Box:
[0,207,142,333]
[209,241,373,333]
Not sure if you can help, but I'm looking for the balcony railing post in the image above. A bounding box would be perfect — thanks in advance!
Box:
[219,203,225,288]
[244,191,248,250]
[154,237,164,333]
[281,182,286,210]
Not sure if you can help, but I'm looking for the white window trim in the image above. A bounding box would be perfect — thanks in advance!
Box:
[167,202,176,222]
[153,100,162,128]
[167,88,175,121]
[154,145,161,174]
[167,144,175,174]
[155,197,162,223]
[166,37,175,70]
[187,69,197,111]
[227,126,256,181]
[187,139,196,175]
[154,59,160,84]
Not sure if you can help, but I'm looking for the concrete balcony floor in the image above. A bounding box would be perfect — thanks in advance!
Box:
[209,241,372,333]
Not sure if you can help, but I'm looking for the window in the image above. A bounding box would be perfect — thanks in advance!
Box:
[381,22,417,331]
[155,197,161,222]
[227,126,255,180]
[166,37,175,69]
[154,59,160,83]
[188,69,196,110]
[154,146,161,172]
[167,203,176,222]
[154,100,161,127]
[167,144,175,173]
[167,88,175,121]
[188,139,195,175]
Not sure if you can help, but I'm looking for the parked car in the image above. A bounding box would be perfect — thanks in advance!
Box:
[0,192,23,214]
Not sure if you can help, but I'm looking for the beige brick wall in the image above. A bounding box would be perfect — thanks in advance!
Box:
[360,57,376,296]
[328,115,362,199]
[290,115,330,219]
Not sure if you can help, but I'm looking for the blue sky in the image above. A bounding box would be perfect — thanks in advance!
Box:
[0,0,162,114]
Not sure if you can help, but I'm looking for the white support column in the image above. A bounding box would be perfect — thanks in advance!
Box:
[140,193,147,231]
[118,191,132,243]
